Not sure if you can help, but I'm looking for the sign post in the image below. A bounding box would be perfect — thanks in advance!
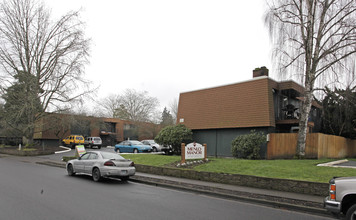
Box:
[181,143,186,164]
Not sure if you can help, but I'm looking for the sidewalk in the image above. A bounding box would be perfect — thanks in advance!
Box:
[1,153,329,217]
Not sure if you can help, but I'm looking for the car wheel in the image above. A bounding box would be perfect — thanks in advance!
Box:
[98,146,101,149]
[346,204,356,220]
[152,147,157,152]
[71,144,76,149]
[67,164,75,176]
[133,148,138,153]
[120,176,129,182]
[89,144,93,149]
[115,148,120,153]
[92,167,101,182]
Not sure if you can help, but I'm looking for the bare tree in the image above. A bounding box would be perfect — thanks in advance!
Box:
[265,0,356,157]
[115,89,159,122]
[0,0,90,144]
[169,97,179,123]
[98,94,121,118]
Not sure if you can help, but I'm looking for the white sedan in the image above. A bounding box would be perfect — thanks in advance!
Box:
[66,151,135,182]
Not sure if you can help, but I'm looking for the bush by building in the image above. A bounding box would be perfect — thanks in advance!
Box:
[155,124,192,155]
[231,130,266,159]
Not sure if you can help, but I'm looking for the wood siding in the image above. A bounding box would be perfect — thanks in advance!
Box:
[267,133,356,159]
[177,77,275,130]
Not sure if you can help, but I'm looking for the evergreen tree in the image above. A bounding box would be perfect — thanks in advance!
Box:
[2,71,43,143]
[321,87,356,139]
[161,107,174,127]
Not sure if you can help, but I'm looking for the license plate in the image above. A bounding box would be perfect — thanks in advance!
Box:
[121,170,128,174]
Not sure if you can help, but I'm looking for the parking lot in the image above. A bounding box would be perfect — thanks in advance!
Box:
[37,145,163,162]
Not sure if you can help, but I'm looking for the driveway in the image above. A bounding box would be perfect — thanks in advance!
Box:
[337,160,356,168]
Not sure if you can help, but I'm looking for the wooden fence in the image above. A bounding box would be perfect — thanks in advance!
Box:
[267,133,356,159]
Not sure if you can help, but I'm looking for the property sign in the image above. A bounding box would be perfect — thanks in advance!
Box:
[185,142,204,159]
[75,145,86,157]
[181,142,207,164]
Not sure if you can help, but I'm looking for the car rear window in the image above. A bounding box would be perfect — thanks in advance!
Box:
[100,152,125,160]
[94,137,101,141]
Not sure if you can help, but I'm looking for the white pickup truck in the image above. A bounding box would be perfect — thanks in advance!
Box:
[324,176,356,219]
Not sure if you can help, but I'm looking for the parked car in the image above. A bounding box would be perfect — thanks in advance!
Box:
[141,139,162,152]
[324,176,356,219]
[114,140,152,153]
[66,151,135,182]
[62,135,85,149]
[84,137,102,149]
[141,139,172,154]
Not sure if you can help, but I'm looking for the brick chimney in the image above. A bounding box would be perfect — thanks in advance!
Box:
[253,66,269,78]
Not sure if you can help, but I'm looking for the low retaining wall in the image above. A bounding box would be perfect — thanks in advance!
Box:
[0,148,54,156]
[135,164,329,196]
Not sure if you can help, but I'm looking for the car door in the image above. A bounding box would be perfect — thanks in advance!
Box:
[84,152,99,174]
[73,153,91,173]
[71,136,74,145]
[64,136,71,145]
[120,141,128,153]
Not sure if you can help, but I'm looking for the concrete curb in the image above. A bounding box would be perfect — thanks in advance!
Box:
[317,159,356,169]
[36,161,66,168]
[317,159,349,167]
[55,146,71,154]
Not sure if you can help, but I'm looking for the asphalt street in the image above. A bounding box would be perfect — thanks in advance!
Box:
[0,155,333,220]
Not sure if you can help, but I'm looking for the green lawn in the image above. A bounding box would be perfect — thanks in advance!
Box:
[121,154,356,183]
[0,144,36,151]
[122,154,181,166]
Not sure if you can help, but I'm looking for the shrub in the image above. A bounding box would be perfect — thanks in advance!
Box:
[155,124,192,155]
[62,156,77,162]
[231,130,266,159]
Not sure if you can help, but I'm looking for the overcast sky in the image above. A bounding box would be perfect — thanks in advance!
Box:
[44,0,273,111]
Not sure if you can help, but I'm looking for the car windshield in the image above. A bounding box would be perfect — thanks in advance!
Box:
[100,152,124,160]
[130,140,143,145]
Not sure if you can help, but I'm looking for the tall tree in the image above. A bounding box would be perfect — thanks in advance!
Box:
[113,89,159,122]
[0,0,90,144]
[169,98,179,123]
[98,94,121,118]
[265,0,356,157]
[321,86,356,139]
[161,107,174,127]
[3,71,42,142]
[0,101,5,135]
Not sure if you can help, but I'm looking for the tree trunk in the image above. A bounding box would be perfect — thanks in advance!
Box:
[296,86,313,158]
